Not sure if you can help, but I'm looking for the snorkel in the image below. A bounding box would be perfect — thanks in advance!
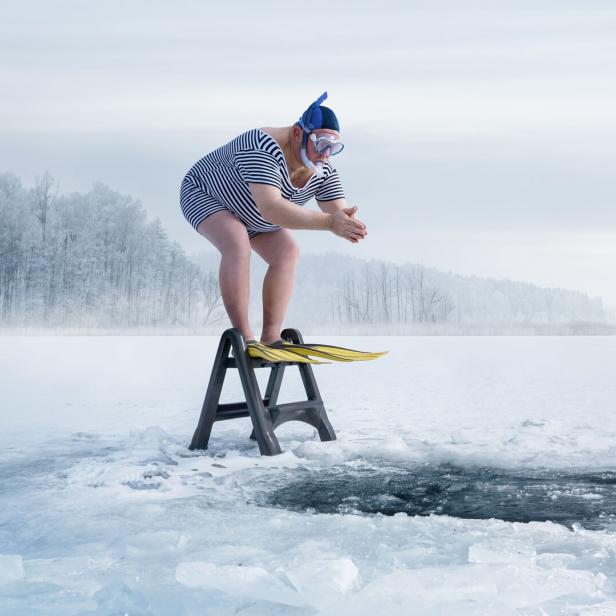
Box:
[301,137,324,177]
[296,91,340,178]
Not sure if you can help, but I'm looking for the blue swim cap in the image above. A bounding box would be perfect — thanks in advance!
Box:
[297,92,340,133]
[316,106,340,131]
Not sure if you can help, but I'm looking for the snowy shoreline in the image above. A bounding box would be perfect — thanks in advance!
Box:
[1,323,615,336]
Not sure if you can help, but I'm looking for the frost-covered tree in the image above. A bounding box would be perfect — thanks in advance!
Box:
[0,174,224,328]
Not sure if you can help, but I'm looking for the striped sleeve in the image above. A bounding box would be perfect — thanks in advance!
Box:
[235,149,282,189]
[315,167,345,202]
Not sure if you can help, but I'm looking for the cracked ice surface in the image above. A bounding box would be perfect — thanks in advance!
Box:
[1,335,616,614]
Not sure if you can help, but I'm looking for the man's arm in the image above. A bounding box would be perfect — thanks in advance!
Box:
[249,183,367,242]
[248,183,333,231]
[316,197,348,214]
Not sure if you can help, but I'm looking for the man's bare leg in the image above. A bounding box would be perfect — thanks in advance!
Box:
[197,211,255,342]
[250,228,300,345]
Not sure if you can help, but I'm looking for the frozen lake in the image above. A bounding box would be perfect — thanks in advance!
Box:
[1,335,616,614]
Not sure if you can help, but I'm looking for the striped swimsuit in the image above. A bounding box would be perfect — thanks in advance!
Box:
[180,129,345,238]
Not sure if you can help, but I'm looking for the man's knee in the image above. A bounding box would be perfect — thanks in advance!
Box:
[222,239,252,261]
[272,233,300,265]
[252,229,300,266]
[286,237,300,264]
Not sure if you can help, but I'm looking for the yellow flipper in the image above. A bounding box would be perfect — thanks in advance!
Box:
[246,341,323,364]
[275,341,388,362]
[306,344,388,361]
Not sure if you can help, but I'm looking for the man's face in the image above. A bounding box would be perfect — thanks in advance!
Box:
[293,126,342,163]
[307,129,342,163]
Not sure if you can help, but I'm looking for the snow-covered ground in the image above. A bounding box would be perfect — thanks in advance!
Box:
[1,335,616,615]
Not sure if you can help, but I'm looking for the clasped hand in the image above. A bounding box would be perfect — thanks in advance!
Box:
[331,206,367,244]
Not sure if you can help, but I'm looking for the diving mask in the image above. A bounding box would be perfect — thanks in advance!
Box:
[309,133,344,156]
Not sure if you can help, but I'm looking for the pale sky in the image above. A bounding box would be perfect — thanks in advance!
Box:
[2,1,615,304]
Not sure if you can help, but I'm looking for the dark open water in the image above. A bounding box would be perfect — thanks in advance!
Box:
[256,463,616,530]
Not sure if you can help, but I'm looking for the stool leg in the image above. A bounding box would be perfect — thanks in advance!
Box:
[189,333,231,450]
[315,407,337,442]
[250,363,285,441]
[282,328,336,443]
[298,364,337,442]
[231,331,282,456]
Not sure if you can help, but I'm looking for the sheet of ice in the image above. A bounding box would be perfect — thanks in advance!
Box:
[1,335,616,614]
[0,555,24,586]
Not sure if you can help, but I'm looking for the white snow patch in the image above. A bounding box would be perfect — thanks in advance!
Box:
[0,555,24,585]
[330,565,604,615]
[175,561,305,607]
[468,538,537,565]
[284,553,360,607]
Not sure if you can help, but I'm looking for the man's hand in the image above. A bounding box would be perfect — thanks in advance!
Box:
[330,206,367,243]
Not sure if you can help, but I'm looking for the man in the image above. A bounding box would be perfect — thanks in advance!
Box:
[180,92,372,362]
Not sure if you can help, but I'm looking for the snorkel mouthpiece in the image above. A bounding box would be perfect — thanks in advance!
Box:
[300,148,324,177]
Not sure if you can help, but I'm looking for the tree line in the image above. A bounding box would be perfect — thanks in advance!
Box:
[0,172,608,331]
[288,254,607,330]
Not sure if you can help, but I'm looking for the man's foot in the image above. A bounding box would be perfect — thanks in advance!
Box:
[260,338,284,346]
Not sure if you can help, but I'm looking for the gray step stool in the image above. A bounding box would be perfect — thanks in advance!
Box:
[189,327,336,456]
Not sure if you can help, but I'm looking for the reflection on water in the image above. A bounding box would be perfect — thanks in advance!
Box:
[259,463,616,530]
